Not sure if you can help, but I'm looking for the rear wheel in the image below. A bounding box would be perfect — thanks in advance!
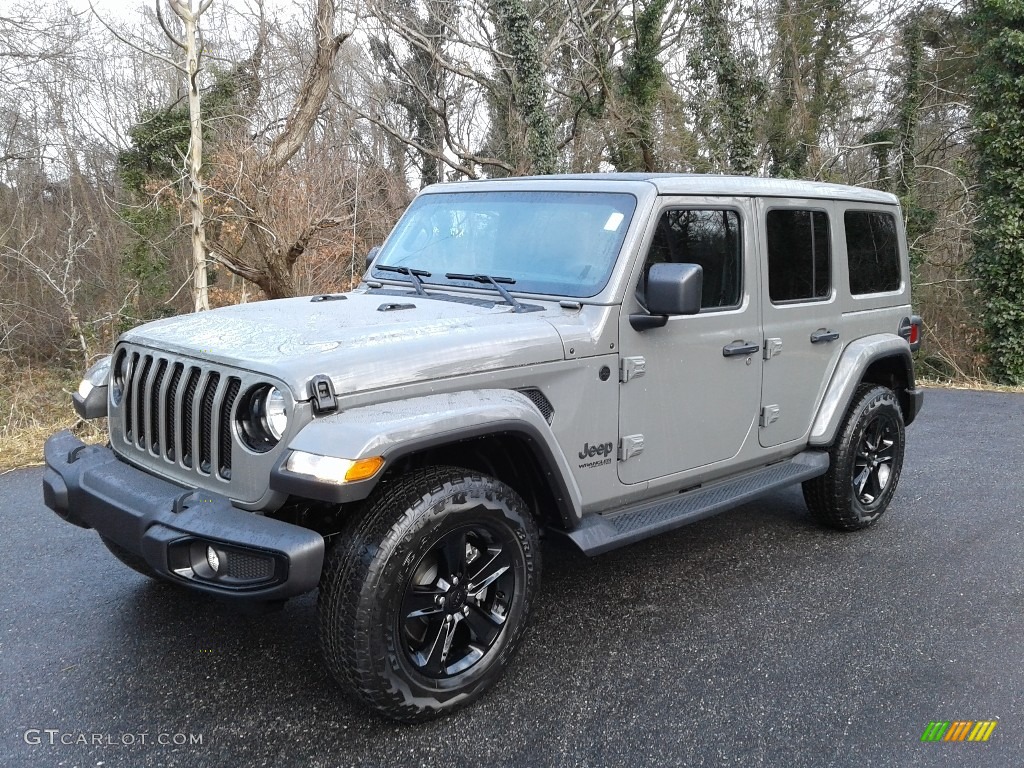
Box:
[803,384,906,530]
[318,466,540,721]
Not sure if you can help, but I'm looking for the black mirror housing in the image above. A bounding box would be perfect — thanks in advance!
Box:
[646,262,703,316]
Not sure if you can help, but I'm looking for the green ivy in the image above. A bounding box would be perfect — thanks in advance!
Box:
[118,107,192,195]
[970,0,1024,383]
[115,65,257,315]
[117,67,250,194]
[493,0,558,174]
[685,0,762,174]
[616,0,671,171]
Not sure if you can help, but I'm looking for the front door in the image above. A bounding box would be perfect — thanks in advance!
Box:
[617,199,762,485]
[755,199,844,447]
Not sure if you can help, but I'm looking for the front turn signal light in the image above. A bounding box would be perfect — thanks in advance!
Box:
[284,451,384,485]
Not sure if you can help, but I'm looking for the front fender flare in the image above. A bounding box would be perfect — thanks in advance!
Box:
[809,334,915,447]
[270,389,583,526]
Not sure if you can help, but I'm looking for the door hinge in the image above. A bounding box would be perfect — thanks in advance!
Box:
[619,356,647,383]
[618,434,645,461]
[764,338,783,360]
[760,405,780,428]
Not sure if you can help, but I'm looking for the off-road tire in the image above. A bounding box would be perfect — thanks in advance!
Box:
[318,466,540,722]
[100,535,160,580]
[803,384,906,531]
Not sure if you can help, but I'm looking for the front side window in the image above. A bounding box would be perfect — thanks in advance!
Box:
[372,191,638,298]
[638,208,742,309]
[845,210,901,294]
[766,209,831,303]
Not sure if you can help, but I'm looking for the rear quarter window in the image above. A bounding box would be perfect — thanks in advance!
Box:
[844,210,902,294]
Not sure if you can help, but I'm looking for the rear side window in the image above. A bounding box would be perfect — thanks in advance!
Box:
[766,210,831,303]
[845,210,901,294]
[641,209,742,309]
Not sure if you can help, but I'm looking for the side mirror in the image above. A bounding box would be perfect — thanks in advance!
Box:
[631,262,703,331]
[365,246,381,270]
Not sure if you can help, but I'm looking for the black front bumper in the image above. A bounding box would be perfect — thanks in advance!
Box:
[43,431,324,601]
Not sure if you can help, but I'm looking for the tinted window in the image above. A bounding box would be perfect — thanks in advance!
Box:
[640,209,742,309]
[766,210,831,302]
[845,210,901,294]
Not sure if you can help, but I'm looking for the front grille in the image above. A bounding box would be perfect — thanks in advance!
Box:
[115,349,242,481]
[219,378,241,479]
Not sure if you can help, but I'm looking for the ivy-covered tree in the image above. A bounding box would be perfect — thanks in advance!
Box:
[970,0,1024,383]
[117,60,263,316]
[766,0,854,178]
[121,0,348,301]
[365,0,451,186]
[490,0,558,174]
[118,107,189,315]
[686,0,762,174]
[613,0,670,172]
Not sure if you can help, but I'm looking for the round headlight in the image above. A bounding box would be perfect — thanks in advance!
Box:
[237,384,289,452]
[263,387,288,440]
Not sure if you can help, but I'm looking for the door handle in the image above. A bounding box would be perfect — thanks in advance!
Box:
[722,341,760,357]
[810,329,840,344]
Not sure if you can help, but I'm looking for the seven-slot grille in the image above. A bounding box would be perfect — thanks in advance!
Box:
[114,348,242,481]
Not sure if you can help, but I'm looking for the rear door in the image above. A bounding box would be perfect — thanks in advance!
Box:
[756,199,843,447]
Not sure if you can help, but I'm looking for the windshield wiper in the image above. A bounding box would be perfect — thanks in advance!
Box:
[376,265,430,296]
[444,272,529,313]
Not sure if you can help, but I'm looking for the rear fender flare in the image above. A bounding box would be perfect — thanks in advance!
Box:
[810,334,915,447]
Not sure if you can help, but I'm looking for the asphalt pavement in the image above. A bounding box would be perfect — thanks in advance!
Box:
[1,387,1022,767]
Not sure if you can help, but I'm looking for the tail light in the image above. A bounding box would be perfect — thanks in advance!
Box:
[898,316,922,351]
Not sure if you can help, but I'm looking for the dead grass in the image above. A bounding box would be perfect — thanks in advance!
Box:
[917,377,1024,394]
[0,365,106,473]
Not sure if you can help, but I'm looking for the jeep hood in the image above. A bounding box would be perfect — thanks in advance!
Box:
[120,290,566,396]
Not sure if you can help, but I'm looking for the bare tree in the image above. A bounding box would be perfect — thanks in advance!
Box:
[203,0,351,298]
[158,0,216,312]
[2,208,96,368]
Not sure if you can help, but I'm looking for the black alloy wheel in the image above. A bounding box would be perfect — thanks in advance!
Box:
[400,523,518,679]
[319,466,540,721]
[851,409,899,508]
[803,384,906,530]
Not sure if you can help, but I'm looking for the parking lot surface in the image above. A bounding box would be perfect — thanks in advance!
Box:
[1,387,1021,767]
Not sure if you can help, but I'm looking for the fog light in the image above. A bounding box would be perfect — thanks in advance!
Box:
[206,546,221,573]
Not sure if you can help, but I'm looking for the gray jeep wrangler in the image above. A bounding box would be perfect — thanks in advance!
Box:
[43,174,923,721]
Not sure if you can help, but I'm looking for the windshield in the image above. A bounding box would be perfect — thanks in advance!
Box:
[372,191,638,298]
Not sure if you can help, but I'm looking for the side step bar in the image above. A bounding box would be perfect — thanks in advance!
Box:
[562,451,829,556]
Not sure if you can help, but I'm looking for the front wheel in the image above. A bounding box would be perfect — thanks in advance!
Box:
[803,384,906,530]
[318,466,540,721]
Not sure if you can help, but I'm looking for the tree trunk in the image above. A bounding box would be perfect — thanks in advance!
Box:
[166,0,213,312]
[492,0,557,175]
[183,5,210,312]
[255,254,298,299]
